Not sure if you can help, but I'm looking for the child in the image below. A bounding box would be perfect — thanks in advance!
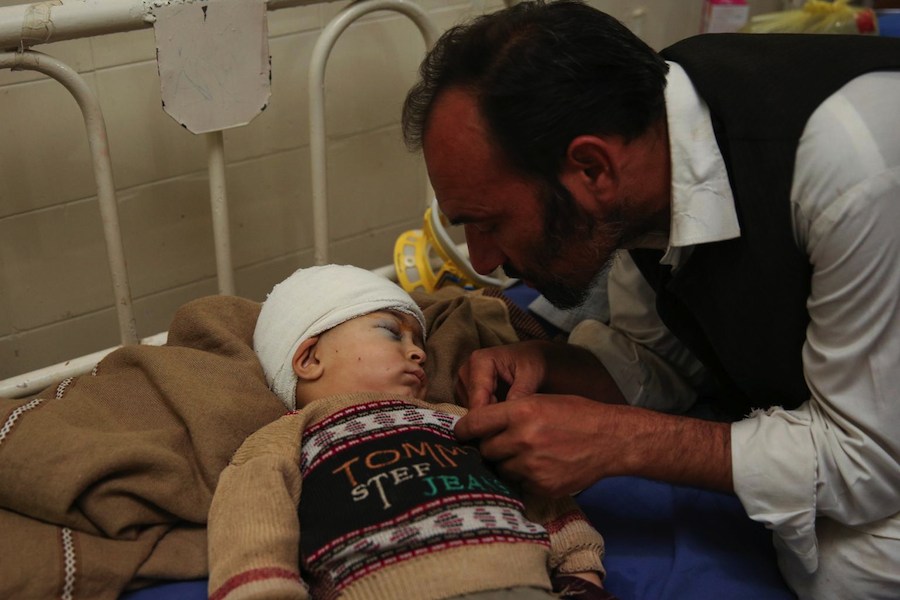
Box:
[208,265,614,600]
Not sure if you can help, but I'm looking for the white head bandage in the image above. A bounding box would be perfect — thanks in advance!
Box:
[254,264,426,410]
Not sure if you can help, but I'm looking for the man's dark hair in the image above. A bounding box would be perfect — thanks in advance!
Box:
[402,0,669,185]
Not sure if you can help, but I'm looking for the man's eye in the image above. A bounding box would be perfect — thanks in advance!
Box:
[472,222,495,234]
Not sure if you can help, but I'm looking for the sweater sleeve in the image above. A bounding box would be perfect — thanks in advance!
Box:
[208,413,309,600]
[524,493,606,578]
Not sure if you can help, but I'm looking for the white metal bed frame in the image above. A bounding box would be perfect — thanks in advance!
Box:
[0,0,456,398]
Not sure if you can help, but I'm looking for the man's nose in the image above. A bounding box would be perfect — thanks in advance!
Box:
[464,226,505,275]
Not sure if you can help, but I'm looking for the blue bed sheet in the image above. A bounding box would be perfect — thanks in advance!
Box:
[578,477,794,599]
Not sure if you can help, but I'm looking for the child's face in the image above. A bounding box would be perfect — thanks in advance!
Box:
[314,310,427,400]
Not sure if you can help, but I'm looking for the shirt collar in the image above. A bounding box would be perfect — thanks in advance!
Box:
[660,62,741,266]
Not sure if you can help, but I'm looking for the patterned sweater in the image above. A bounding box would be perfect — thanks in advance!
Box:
[208,392,605,600]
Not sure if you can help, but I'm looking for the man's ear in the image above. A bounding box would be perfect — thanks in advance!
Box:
[559,134,621,211]
[292,337,324,381]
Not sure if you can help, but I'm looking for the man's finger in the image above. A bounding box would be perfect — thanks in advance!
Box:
[454,403,510,441]
[456,370,497,408]
[504,380,533,402]
[457,354,501,409]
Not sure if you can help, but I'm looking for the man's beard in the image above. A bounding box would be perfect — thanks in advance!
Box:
[505,180,627,310]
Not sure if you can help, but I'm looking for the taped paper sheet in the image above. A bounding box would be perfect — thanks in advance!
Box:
[153,0,270,134]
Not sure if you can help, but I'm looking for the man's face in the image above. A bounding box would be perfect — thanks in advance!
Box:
[423,88,623,309]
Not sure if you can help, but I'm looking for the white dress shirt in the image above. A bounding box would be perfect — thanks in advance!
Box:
[570,63,900,582]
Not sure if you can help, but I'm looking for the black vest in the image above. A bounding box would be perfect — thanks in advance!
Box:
[630,34,900,417]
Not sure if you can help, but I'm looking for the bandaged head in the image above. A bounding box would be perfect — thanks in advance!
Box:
[254,264,426,410]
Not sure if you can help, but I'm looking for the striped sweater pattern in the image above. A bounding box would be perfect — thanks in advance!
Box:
[208,393,606,600]
[298,400,547,597]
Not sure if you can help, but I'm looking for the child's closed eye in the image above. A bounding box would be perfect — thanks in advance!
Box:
[377,322,402,339]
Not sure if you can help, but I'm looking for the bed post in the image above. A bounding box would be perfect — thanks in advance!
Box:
[307,0,439,266]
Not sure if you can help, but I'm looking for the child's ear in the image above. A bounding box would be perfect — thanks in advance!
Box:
[292,337,324,381]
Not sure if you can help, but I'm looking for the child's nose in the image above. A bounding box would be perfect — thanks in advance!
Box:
[408,344,426,364]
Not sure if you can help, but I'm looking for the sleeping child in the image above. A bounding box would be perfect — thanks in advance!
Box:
[207,264,615,600]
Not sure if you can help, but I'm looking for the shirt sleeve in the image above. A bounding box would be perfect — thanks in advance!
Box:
[207,414,310,600]
[568,252,709,414]
[731,72,900,573]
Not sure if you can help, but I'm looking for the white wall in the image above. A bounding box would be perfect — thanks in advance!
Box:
[0,0,780,379]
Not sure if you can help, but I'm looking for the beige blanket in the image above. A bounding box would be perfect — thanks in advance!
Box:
[0,289,518,599]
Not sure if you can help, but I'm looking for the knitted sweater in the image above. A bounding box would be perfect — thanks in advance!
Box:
[208,392,605,600]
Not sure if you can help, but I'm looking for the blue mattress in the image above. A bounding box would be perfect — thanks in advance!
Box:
[578,477,794,599]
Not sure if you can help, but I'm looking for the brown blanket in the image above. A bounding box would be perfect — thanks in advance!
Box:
[0,289,518,599]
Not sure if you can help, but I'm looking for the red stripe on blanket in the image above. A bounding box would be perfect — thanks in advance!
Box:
[210,567,300,600]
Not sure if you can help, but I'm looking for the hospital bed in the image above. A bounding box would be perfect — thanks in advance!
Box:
[0,1,796,598]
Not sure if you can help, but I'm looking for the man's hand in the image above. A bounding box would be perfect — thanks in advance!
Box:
[455,394,624,496]
[456,340,624,408]
[455,341,549,408]
[455,394,733,497]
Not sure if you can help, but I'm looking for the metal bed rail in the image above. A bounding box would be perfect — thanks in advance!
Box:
[0,0,441,398]
[0,0,333,50]
[0,49,138,346]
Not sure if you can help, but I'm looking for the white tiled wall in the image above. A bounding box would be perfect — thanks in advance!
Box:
[0,0,779,379]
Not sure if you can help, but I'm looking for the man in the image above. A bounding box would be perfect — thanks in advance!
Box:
[400,1,900,598]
